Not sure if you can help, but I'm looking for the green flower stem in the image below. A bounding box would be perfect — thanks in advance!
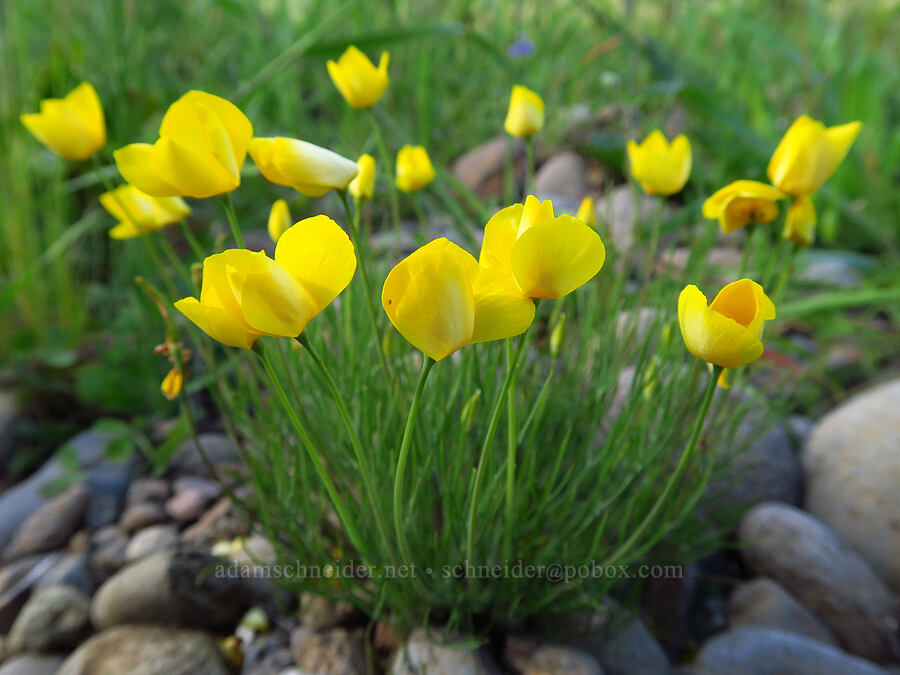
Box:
[393,355,435,570]
[600,364,722,569]
[466,328,530,564]
[336,189,392,380]
[179,219,206,262]
[502,337,519,561]
[524,137,535,195]
[220,192,245,248]
[771,241,800,304]
[253,343,370,560]
[295,333,397,564]
[368,110,401,250]
[738,225,754,278]
[642,196,665,278]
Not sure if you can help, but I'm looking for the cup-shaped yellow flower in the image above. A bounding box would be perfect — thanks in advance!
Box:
[678,279,776,369]
[382,238,535,361]
[326,46,390,109]
[21,82,105,160]
[395,145,435,193]
[175,215,356,348]
[268,199,291,242]
[767,115,862,196]
[782,195,816,246]
[576,196,597,229]
[100,185,191,239]
[504,85,544,138]
[349,154,376,200]
[702,180,786,233]
[479,196,606,299]
[627,130,691,196]
[249,137,358,197]
[114,90,252,199]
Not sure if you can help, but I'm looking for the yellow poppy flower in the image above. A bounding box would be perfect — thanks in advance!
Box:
[175,216,356,348]
[326,46,390,109]
[678,279,776,369]
[349,154,376,201]
[114,90,253,199]
[21,82,106,160]
[268,199,291,242]
[702,180,786,233]
[576,196,597,229]
[249,137,358,197]
[767,115,862,196]
[100,185,191,239]
[479,196,606,299]
[627,130,692,196]
[382,238,535,361]
[504,85,544,138]
[395,145,435,193]
[782,195,817,246]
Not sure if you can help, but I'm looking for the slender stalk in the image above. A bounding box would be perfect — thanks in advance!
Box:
[738,225,754,278]
[295,334,397,564]
[466,329,529,564]
[253,343,369,560]
[642,196,665,278]
[179,219,206,262]
[393,356,435,569]
[220,192,245,248]
[771,241,800,304]
[524,137,535,196]
[600,364,721,568]
[337,189,392,380]
[502,338,519,560]
[368,111,401,250]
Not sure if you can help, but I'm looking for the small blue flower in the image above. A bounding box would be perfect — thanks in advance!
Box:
[508,34,535,58]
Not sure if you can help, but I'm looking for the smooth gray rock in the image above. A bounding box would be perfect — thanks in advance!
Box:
[84,460,135,529]
[534,151,587,198]
[3,584,91,655]
[90,549,246,632]
[593,617,671,675]
[126,477,170,506]
[598,185,661,251]
[729,578,836,645]
[35,552,94,595]
[694,627,888,675]
[2,485,89,561]
[299,592,357,630]
[0,654,66,675]
[739,502,900,662]
[390,628,500,674]
[451,135,524,199]
[88,526,128,582]
[803,380,900,590]
[119,501,168,533]
[124,524,178,563]
[291,626,367,675]
[57,625,229,675]
[169,432,238,477]
[505,636,605,674]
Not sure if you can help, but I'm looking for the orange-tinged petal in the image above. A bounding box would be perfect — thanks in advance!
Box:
[274,215,357,316]
[710,278,775,338]
[161,368,183,400]
[510,215,606,299]
[470,267,535,343]
[113,143,180,196]
[382,238,476,361]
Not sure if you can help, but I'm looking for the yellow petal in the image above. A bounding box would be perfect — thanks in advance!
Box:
[504,85,544,138]
[161,369,183,400]
[250,137,358,197]
[64,82,106,151]
[510,215,606,299]
[174,297,260,349]
[517,195,554,237]
[782,195,817,246]
[677,284,763,369]
[818,121,862,187]
[470,267,535,343]
[479,204,523,274]
[326,46,390,108]
[226,250,314,337]
[113,143,180,196]
[628,130,691,195]
[349,153,376,200]
[268,199,291,242]
[702,180,786,234]
[100,185,191,237]
[154,134,240,198]
[20,104,91,160]
[395,145,435,192]
[274,215,357,316]
[159,90,253,169]
[576,196,597,228]
[709,278,776,339]
[382,238,476,361]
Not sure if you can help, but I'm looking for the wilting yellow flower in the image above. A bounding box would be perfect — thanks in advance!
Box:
[268,199,291,242]
[382,238,535,361]
[349,154,376,200]
[767,115,862,196]
[627,130,691,196]
[702,180,786,233]
[678,279,776,369]
[249,137,358,197]
[175,216,356,348]
[479,196,606,299]
[21,82,105,160]
[326,46,390,109]
[161,368,183,400]
[782,195,816,246]
[576,196,597,229]
[504,85,544,138]
[100,185,191,239]
[395,145,435,192]
[114,90,252,199]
